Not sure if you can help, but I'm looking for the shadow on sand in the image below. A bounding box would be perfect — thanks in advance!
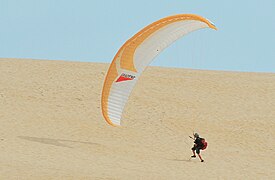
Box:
[18,136,100,148]
[164,157,201,163]
[167,158,192,162]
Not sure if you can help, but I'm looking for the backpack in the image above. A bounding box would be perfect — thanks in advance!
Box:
[201,138,208,150]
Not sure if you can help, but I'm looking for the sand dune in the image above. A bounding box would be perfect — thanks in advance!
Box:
[0,58,275,179]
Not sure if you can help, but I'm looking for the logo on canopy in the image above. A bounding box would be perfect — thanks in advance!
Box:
[116,73,136,82]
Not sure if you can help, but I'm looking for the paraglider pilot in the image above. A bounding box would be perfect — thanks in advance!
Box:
[191,133,205,162]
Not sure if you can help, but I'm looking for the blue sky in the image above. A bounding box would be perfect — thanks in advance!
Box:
[0,0,274,72]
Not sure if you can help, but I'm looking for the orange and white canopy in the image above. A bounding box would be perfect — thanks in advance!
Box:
[101,14,217,126]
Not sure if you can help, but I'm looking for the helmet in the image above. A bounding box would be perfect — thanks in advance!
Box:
[194,133,199,138]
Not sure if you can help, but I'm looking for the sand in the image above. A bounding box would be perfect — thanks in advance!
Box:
[0,58,275,179]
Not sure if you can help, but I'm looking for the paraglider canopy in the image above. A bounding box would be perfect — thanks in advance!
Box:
[101,14,217,126]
